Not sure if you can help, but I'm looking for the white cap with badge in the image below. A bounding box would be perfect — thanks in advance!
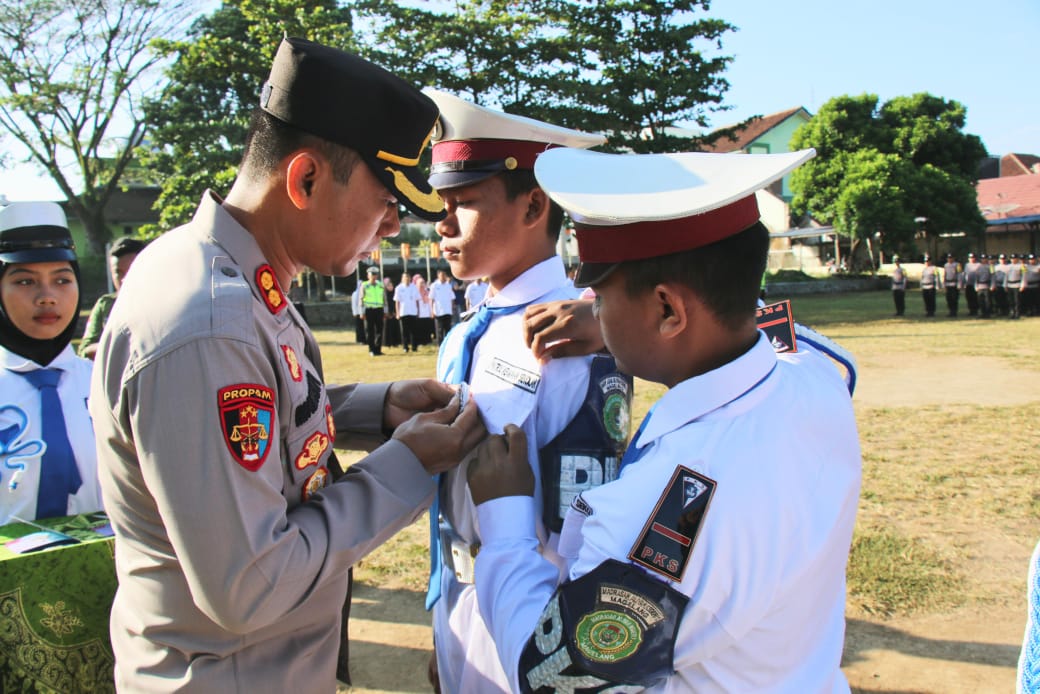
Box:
[422,88,606,190]
[533,148,816,286]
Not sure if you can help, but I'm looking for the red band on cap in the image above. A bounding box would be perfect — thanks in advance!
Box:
[431,140,558,169]
[575,196,760,263]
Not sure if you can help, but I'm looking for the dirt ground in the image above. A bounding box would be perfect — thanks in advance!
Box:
[338,350,1040,694]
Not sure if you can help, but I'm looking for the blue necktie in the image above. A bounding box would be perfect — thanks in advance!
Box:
[620,403,657,470]
[427,302,526,610]
[16,369,82,519]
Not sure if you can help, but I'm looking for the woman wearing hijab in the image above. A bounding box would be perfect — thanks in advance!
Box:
[414,273,434,346]
[0,201,102,524]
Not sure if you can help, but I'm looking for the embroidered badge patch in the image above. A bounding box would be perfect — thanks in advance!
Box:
[218,385,274,471]
[486,357,540,393]
[575,609,643,663]
[325,404,336,440]
[756,300,797,353]
[628,465,716,582]
[301,466,329,502]
[281,345,303,382]
[295,431,330,470]
[255,264,286,314]
[598,372,631,444]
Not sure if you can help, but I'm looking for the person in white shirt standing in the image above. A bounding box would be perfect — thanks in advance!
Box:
[430,269,456,344]
[394,271,420,352]
[464,277,489,310]
[0,201,103,524]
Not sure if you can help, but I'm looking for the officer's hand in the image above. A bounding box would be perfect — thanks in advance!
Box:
[384,379,456,432]
[466,424,532,506]
[392,393,486,475]
[523,299,605,363]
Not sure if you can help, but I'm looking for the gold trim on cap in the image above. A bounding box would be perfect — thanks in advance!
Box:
[384,167,445,213]
[376,127,435,167]
[504,157,518,170]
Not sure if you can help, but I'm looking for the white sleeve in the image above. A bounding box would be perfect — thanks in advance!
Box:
[474,496,562,693]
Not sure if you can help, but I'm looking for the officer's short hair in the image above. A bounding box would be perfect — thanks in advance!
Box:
[620,221,769,331]
[498,169,565,242]
[240,108,360,185]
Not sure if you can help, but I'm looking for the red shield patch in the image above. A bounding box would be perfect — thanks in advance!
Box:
[326,404,336,440]
[282,344,303,382]
[218,384,275,471]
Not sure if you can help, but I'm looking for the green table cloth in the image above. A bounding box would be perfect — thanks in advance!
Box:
[0,512,116,693]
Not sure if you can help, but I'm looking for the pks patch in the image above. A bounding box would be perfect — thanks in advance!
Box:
[218,385,274,471]
[486,357,540,393]
[281,345,303,382]
[302,466,329,501]
[325,404,336,440]
[255,264,286,314]
[756,299,797,353]
[628,465,715,582]
[295,431,330,470]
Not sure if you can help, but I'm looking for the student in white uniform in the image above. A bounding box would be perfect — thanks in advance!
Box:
[0,201,102,524]
[422,89,632,693]
[467,148,862,693]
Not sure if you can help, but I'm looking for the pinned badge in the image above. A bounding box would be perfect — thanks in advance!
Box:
[302,466,329,502]
[282,345,303,382]
[218,385,275,471]
[255,264,286,314]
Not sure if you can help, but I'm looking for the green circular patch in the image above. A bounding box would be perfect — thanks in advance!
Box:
[602,393,629,443]
[575,609,642,662]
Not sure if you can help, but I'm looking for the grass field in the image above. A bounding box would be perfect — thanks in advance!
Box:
[317,289,1040,692]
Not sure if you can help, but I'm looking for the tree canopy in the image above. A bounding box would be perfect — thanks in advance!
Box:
[0,0,192,253]
[143,0,740,231]
[789,93,987,264]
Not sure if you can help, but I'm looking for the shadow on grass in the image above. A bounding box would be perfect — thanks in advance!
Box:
[843,617,1021,670]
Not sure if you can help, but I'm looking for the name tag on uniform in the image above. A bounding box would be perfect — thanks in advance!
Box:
[756,300,797,353]
[486,357,540,393]
[628,465,716,582]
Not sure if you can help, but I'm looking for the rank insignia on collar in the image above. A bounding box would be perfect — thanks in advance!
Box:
[255,264,286,314]
[281,345,303,382]
[326,404,336,440]
[628,465,716,582]
[302,466,329,502]
[295,431,330,470]
[218,384,275,471]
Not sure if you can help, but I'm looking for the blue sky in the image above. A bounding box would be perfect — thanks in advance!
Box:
[701,0,1040,155]
[2,0,1038,201]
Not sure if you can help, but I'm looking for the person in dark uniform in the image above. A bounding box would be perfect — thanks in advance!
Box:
[943,253,962,317]
[361,266,385,355]
[920,254,939,317]
[890,255,906,316]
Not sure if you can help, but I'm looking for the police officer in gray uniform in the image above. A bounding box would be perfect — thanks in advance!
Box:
[89,38,485,692]
[975,254,993,318]
[920,254,939,317]
[1024,254,1040,316]
[890,255,907,316]
[943,253,962,317]
[994,253,1010,316]
[1006,254,1025,319]
[963,252,980,316]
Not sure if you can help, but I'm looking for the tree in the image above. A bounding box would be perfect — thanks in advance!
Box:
[790,93,987,267]
[141,0,355,233]
[348,0,739,152]
[0,0,192,254]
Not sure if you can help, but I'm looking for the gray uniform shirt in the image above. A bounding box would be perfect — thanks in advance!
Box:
[90,192,435,692]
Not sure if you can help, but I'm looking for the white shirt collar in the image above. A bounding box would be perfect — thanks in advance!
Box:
[483,256,567,310]
[1,343,77,373]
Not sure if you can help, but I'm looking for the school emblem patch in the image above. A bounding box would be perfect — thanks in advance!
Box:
[302,466,329,502]
[218,385,274,471]
[255,264,286,314]
[295,431,330,470]
[281,345,303,382]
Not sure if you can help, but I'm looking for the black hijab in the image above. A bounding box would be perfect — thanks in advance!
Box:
[0,258,82,366]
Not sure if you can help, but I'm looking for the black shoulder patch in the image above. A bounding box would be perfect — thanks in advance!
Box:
[518,558,688,693]
[628,465,715,583]
[294,371,323,426]
[756,299,797,353]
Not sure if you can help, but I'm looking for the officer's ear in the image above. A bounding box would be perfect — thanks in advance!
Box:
[652,282,690,339]
[285,151,321,209]
[523,187,550,228]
